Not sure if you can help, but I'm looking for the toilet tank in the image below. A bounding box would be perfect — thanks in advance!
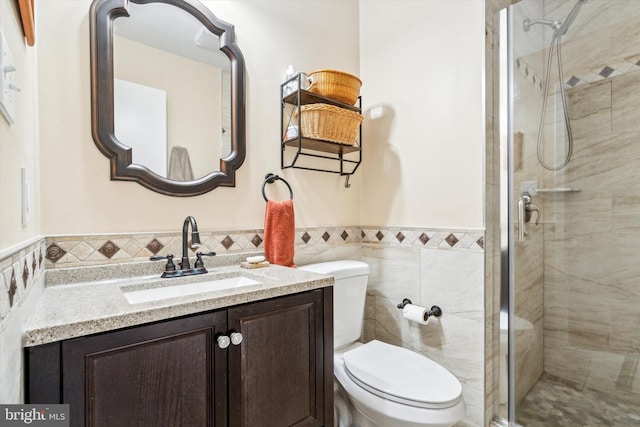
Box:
[298,260,369,349]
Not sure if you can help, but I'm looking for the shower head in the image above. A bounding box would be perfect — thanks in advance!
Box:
[523,18,561,32]
[557,0,586,36]
[523,0,586,36]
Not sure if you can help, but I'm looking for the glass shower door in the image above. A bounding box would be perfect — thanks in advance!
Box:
[499,0,640,425]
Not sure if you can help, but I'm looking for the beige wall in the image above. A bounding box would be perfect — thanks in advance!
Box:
[359,0,485,230]
[37,0,361,236]
[0,0,40,251]
[358,2,486,424]
[35,0,486,237]
[1,0,490,418]
[0,3,44,406]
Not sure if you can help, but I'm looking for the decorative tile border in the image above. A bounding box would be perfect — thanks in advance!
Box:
[516,56,544,91]
[565,54,640,88]
[45,226,485,269]
[362,227,484,251]
[517,53,640,91]
[521,52,640,91]
[0,239,47,324]
[0,228,483,374]
[44,230,266,269]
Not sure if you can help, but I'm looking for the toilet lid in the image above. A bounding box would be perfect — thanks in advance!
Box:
[342,340,462,409]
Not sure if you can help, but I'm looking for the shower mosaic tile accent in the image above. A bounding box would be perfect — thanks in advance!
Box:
[515,56,543,91]
[515,55,640,91]
[564,55,640,87]
[519,53,640,92]
[45,227,484,269]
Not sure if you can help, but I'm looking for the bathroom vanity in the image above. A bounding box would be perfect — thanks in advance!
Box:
[24,263,334,427]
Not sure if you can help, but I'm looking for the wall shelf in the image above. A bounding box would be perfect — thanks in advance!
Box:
[282,137,361,155]
[280,75,362,188]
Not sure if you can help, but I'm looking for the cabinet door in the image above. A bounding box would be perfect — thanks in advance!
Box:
[227,289,332,427]
[62,312,227,427]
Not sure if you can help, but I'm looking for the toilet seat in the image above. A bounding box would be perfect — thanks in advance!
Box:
[342,340,462,409]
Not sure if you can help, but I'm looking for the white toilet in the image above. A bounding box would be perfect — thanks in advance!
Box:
[298,260,466,427]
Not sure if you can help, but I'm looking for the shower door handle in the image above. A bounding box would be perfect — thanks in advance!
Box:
[518,193,531,242]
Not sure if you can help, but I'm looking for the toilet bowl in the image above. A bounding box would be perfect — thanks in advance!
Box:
[299,260,466,427]
[335,341,466,427]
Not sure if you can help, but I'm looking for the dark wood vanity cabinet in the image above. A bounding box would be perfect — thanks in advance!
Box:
[26,289,334,427]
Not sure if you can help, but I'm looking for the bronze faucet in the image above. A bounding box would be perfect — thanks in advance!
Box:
[150,216,216,278]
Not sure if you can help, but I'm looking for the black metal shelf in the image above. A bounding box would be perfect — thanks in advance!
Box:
[283,137,360,155]
[282,90,360,112]
[280,74,362,188]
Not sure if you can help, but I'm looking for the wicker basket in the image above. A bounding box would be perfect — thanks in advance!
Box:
[307,70,362,105]
[295,104,363,146]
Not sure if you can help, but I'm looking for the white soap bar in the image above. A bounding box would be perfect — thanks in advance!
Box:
[246,255,266,263]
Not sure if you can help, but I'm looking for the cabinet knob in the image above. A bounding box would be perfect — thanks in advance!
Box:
[217,335,231,349]
[230,332,243,346]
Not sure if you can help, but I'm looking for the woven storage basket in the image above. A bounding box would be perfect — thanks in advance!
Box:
[295,104,363,146]
[308,70,362,105]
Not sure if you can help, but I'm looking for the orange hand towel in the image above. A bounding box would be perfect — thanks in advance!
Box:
[264,199,296,268]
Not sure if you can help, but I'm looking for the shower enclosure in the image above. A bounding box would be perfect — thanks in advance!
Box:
[496,0,640,425]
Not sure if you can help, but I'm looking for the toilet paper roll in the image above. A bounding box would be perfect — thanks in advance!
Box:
[402,304,431,325]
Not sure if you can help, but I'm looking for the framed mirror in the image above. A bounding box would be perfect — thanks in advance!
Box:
[89,0,245,196]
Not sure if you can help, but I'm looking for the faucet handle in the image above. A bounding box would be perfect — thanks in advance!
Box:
[150,254,176,272]
[195,251,216,268]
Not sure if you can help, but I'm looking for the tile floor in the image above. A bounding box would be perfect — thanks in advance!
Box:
[517,373,640,427]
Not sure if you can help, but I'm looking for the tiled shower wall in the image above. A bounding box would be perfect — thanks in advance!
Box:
[500,0,640,414]
[543,66,640,403]
[527,0,640,406]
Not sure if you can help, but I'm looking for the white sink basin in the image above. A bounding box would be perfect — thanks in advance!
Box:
[122,275,262,304]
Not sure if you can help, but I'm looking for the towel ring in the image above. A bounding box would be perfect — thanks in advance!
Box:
[262,173,293,202]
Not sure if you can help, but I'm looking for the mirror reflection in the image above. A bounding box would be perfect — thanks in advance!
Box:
[113,2,232,182]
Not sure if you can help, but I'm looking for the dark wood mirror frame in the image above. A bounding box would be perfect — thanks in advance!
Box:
[89,0,246,196]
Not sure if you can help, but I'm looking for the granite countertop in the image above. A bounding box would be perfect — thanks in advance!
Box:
[24,260,333,347]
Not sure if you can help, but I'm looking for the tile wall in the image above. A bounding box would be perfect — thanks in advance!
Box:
[516,0,640,407]
[543,67,640,404]
[0,239,47,403]
[39,226,485,425]
[43,227,483,269]
[362,240,485,426]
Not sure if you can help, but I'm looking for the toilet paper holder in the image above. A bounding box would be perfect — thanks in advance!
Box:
[396,298,442,318]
